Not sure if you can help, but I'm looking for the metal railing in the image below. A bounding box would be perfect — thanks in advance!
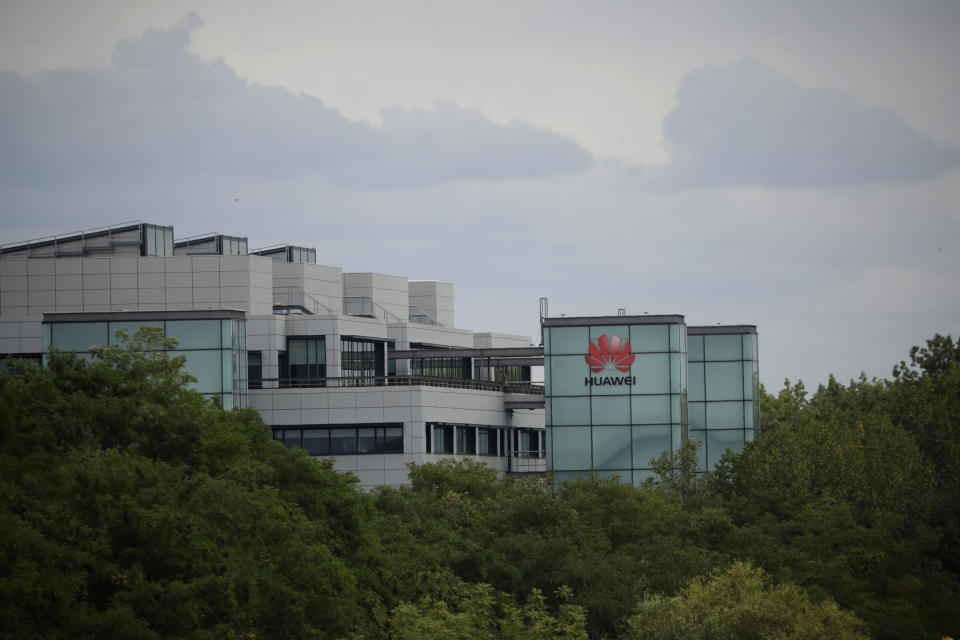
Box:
[511,449,546,459]
[408,305,439,325]
[1,220,144,256]
[270,289,440,326]
[343,297,405,324]
[272,286,337,315]
[257,375,544,394]
[249,243,289,254]
[173,231,218,244]
[509,454,548,474]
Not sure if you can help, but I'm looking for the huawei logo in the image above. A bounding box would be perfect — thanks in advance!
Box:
[585,334,635,373]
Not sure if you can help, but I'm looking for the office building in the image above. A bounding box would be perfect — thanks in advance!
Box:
[542,317,758,485]
[1,222,758,487]
[0,222,546,488]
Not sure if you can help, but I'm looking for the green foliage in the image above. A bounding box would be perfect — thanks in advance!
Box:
[622,561,868,640]
[889,335,960,507]
[407,457,503,499]
[388,583,587,640]
[648,438,704,502]
[3,329,960,639]
[711,337,960,639]
[719,409,934,522]
[0,329,374,639]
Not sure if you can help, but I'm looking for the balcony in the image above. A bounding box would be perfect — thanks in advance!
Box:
[259,374,544,394]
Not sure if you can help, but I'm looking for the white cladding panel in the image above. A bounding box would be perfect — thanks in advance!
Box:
[409,280,454,327]
[1,255,274,316]
[272,262,343,315]
[343,272,409,322]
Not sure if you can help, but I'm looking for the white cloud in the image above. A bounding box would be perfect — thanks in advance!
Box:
[629,57,960,189]
[0,13,591,190]
[1,12,957,393]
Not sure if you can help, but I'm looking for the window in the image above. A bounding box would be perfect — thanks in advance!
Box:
[427,423,509,457]
[302,429,330,455]
[331,428,356,454]
[274,424,403,454]
[223,236,247,256]
[478,428,498,456]
[341,338,383,385]
[494,365,531,382]
[44,316,246,409]
[248,351,262,389]
[287,246,316,264]
[514,429,543,458]
[516,429,531,457]
[457,426,476,455]
[286,337,326,385]
[377,426,403,453]
[413,356,471,379]
[280,429,301,449]
[428,424,454,454]
[142,224,173,256]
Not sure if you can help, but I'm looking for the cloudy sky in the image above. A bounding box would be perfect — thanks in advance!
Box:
[1,0,958,388]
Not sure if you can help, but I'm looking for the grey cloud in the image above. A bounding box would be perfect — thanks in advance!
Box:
[629,57,960,189]
[0,13,590,189]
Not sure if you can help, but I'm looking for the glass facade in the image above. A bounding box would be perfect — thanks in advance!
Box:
[223,236,248,255]
[687,328,760,472]
[43,314,247,409]
[142,224,174,257]
[413,356,471,379]
[543,317,687,486]
[288,246,316,264]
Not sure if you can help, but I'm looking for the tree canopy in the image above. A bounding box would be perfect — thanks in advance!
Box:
[2,330,958,639]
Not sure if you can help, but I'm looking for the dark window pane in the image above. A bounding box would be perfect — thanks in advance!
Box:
[357,427,376,453]
[331,428,356,454]
[302,429,329,455]
[457,426,476,455]
[281,429,301,449]
[478,428,495,455]
[431,425,453,454]
[248,350,262,389]
[379,426,403,453]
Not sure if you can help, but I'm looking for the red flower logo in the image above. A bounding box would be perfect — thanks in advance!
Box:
[585,334,635,373]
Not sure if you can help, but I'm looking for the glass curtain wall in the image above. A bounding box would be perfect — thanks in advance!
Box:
[687,328,759,472]
[223,236,248,255]
[285,337,326,385]
[341,338,384,386]
[413,356,471,379]
[141,224,174,257]
[287,246,317,264]
[543,317,687,486]
[43,316,247,409]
